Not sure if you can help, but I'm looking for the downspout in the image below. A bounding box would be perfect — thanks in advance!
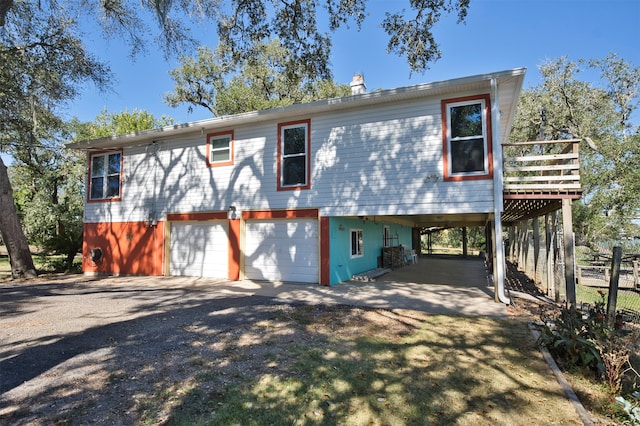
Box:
[491,78,511,304]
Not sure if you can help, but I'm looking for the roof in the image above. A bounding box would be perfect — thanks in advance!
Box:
[67,68,526,151]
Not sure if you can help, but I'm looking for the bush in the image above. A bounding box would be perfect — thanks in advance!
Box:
[538,295,610,374]
[538,292,639,396]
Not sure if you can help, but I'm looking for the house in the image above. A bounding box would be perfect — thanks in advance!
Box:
[68,68,527,302]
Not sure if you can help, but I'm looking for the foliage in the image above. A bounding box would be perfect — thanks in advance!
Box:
[10,143,85,271]
[9,110,172,271]
[0,0,472,278]
[216,0,470,78]
[539,298,609,372]
[510,55,640,246]
[0,1,110,277]
[166,40,351,116]
[71,109,174,140]
[539,293,640,396]
[2,0,470,76]
[0,3,110,146]
[429,226,486,250]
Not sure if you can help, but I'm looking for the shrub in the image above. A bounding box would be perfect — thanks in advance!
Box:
[538,296,609,374]
[538,293,640,396]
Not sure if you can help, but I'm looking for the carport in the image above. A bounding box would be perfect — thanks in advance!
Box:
[244,254,505,317]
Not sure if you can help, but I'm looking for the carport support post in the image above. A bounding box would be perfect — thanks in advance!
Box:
[462,227,468,257]
[544,213,554,299]
[562,199,576,307]
[490,217,509,304]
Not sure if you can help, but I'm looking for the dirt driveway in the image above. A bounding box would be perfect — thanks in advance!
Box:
[0,271,586,425]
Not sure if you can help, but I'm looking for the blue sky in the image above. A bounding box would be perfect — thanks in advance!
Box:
[69,0,640,125]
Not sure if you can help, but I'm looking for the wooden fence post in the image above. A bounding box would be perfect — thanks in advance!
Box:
[606,246,623,328]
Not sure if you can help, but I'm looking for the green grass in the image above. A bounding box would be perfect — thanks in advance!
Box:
[577,284,640,315]
[0,253,81,278]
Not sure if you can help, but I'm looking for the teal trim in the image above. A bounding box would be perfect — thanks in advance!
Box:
[327,217,412,285]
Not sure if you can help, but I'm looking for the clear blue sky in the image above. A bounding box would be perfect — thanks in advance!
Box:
[69,0,640,125]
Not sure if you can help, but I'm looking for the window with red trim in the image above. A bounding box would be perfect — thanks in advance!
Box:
[206,130,234,167]
[277,119,311,190]
[442,95,493,181]
[88,150,122,201]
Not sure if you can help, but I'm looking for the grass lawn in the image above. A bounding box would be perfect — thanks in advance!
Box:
[137,307,585,426]
[0,254,81,279]
[577,284,640,315]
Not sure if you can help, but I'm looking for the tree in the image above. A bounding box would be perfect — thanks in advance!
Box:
[0,4,109,277]
[1,0,470,278]
[10,139,85,272]
[2,1,470,75]
[166,40,351,116]
[72,109,174,140]
[510,55,640,245]
[9,110,172,272]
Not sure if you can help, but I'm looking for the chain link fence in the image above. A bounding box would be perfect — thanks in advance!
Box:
[576,255,640,324]
[514,228,640,324]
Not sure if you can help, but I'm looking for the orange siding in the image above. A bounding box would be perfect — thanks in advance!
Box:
[166,212,228,221]
[83,221,164,276]
[228,219,241,280]
[242,208,318,220]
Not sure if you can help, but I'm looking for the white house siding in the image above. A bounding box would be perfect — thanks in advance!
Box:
[244,218,319,283]
[83,88,496,224]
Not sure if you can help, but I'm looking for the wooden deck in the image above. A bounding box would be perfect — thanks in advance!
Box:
[501,139,582,225]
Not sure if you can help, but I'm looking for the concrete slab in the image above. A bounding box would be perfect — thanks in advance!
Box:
[244,255,505,317]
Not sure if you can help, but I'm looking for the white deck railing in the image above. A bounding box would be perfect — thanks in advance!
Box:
[502,139,581,193]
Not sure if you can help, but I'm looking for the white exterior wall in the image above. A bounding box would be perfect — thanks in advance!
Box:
[83,89,495,223]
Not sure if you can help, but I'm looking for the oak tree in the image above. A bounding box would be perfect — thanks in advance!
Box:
[510,55,640,244]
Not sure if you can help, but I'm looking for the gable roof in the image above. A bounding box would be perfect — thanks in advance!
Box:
[67,68,526,151]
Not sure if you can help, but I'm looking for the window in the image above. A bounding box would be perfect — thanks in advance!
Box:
[350,229,363,258]
[89,151,122,201]
[383,226,391,247]
[277,119,311,190]
[207,130,234,167]
[442,94,493,181]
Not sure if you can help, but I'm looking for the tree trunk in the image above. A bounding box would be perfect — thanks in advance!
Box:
[0,156,37,278]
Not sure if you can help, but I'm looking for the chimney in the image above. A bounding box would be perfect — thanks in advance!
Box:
[350,73,366,95]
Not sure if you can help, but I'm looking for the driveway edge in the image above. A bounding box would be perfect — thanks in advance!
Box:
[528,323,594,426]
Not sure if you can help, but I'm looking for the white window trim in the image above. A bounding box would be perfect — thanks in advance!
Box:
[207,130,234,167]
[350,228,364,258]
[278,119,310,190]
[444,97,490,179]
[89,151,122,201]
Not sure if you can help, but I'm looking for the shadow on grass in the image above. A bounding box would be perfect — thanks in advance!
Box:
[1,282,579,425]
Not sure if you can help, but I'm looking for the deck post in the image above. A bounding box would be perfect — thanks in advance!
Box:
[544,213,554,298]
[533,217,540,283]
[562,198,576,306]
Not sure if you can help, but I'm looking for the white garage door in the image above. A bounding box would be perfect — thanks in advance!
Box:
[170,221,228,278]
[245,219,318,283]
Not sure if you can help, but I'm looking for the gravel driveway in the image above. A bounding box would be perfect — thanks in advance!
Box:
[1,275,292,423]
[1,264,507,425]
